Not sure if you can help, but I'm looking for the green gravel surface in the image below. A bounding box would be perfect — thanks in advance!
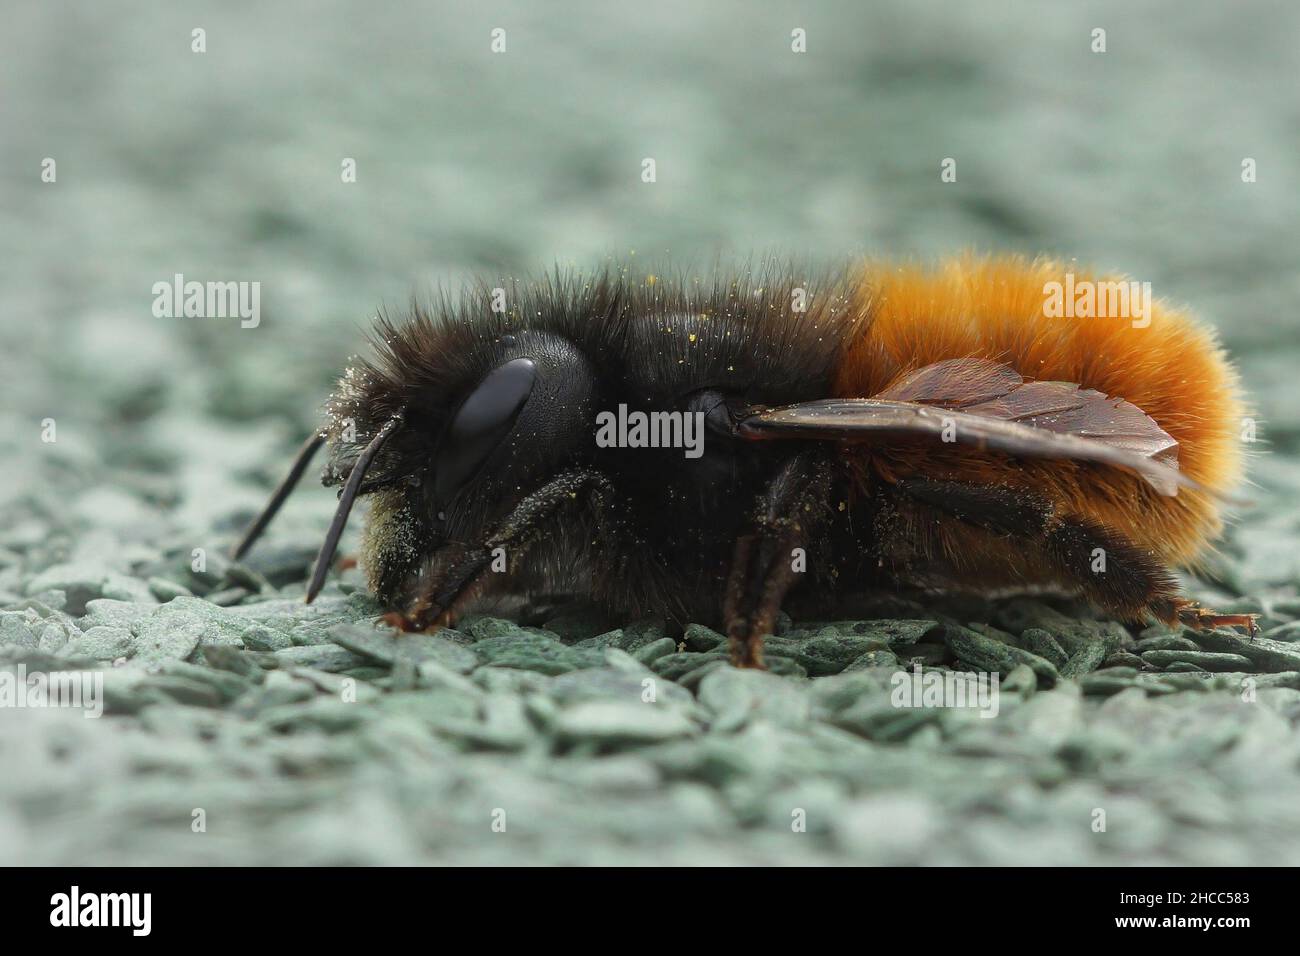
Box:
[3,0,1300,865]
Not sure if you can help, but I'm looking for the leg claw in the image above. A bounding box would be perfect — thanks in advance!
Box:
[379,610,421,632]
[726,624,768,670]
[1177,602,1259,640]
[378,610,456,633]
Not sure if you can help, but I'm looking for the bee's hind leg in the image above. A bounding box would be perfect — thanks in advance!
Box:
[1162,600,1259,639]
[894,479,1215,633]
[723,452,834,669]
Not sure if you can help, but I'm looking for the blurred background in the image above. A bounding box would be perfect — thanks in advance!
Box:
[5,0,1299,429]
[6,0,1299,582]
[2,0,1299,865]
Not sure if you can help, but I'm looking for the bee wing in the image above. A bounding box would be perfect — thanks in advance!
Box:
[734,358,1196,497]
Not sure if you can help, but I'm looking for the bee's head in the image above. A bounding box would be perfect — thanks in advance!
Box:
[230,266,859,623]
[323,313,602,617]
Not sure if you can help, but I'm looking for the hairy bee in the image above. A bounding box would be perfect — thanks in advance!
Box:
[233,255,1254,668]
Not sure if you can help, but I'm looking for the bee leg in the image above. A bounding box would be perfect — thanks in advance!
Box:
[724,453,833,669]
[894,479,1190,627]
[1170,601,1260,639]
[379,610,423,633]
[401,469,615,632]
[723,534,796,669]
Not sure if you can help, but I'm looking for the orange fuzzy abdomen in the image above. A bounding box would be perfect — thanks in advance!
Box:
[832,255,1247,565]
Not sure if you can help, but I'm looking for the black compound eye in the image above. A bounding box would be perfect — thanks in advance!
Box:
[434,357,537,504]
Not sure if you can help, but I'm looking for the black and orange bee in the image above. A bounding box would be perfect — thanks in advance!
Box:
[233,255,1255,668]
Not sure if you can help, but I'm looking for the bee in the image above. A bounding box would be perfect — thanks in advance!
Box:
[232,255,1256,668]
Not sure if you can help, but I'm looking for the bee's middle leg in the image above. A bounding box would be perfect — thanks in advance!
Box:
[723,452,833,669]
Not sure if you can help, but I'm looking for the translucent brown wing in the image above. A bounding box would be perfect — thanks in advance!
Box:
[734,358,1194,496]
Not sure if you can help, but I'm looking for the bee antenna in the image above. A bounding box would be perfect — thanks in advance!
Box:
[304,410,405,604]
[230,431,328,561]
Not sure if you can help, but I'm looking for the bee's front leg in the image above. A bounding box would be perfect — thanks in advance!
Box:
[392,469,616,633]
[380,609,426,633]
